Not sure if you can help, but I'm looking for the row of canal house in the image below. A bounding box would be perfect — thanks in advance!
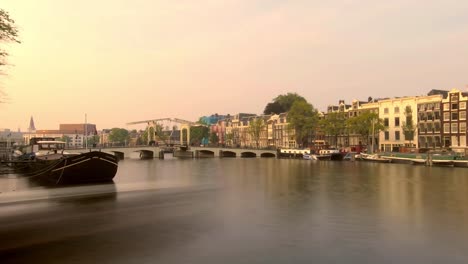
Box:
[212,113,300,149]
[208,88,468,152]
[325,89,468,153]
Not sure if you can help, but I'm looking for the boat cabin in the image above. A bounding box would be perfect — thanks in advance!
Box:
[24,137,66,156]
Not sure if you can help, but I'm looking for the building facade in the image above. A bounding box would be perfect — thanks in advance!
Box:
[441,89,468,151]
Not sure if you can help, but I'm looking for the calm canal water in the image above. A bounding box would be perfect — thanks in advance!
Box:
[1,156,468,263]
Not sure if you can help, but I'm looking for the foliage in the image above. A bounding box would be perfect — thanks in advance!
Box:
[87,135,100,147]
[287,100,319,147]
[248,118,265,148]
[154,124,169,145]
[59,135,71,145]
[0,9,20,67]
[190,125,210,145]
[225,132,234,146]
[263,93,306,115]
[346,111,384,146]
[402,105,416,145]
[108,128,130,144]
[320,112,347,147]
[263,101,284,115]
[209,132,219,145]
[136,130,146,145]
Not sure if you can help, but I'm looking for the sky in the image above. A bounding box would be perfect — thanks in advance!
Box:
[1,0,468,131]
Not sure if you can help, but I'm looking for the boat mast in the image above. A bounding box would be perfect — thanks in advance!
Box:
[85,113,88,150]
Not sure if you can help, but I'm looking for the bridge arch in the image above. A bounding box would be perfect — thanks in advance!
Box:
[241,152,257,158]
[260,153,276,158]
[198,150,215,158]
[221,151,236,158]
[139,150,154,159]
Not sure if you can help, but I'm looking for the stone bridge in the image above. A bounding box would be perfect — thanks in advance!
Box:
[66,146,278,160]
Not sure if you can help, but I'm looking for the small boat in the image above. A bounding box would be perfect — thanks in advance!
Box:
[343,152,358,161]
[16,137,118,184]
[303,154,318,160]
[359,153,391,163]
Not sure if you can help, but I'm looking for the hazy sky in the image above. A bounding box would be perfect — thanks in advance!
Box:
[1,0,468,130]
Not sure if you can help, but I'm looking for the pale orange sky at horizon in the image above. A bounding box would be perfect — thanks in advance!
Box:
[1,0,468,131]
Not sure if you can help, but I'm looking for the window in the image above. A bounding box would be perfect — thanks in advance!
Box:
[384,108,389,114]
[452,112,459,121]
[384,118,389,127]
[427,112,433,121]
[444,112,450,121]
[451,123,458,133]
[460,123,466,134]
[419,123,426,133]
[384,131,389,140]
[394,107,400,114]
[434,112,440,120]
[434,104,440,110]
[444,123,450,133]
[460,102,466,110]
[434,122,441,132]
[394,117,400,126]
[461,111,466,120]
[395,131,400,140]
[444,103,450,111]
[452,103,458,110]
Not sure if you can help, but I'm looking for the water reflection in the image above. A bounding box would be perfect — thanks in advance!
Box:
[1,159,468,263]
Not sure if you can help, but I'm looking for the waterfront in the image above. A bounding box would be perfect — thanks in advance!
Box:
[1,157,468,263]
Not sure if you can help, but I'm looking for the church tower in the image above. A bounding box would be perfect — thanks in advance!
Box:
[28,116,36,133]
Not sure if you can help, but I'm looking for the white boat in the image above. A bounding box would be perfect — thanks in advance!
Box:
[359,153,391,163]
[303,154,318,160]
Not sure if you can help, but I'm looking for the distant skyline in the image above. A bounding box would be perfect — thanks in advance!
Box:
[1,0,468,130]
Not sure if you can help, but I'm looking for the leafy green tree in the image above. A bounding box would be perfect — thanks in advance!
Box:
[263,93,307,115]
[0,9,20,67]
[263,101,285,115]
[287,100,319,148]
[59,135,71,146]
[209,132,219,146]
[87,135,100,147]
[108,128,129,145]
[346,111,384,151]
[154,124,171,145]
[248,118,265,148]
[320,112,347,147]
[190,125,209,146]
[225,132,234,147]
[402,105,416,147]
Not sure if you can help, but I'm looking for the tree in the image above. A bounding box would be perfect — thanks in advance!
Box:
[209,132,219,146]
[346,111,384,152]
[320,112,347,148]
[87,135,100,147]
[108,128,129,145]
[263,101,285,115]
[263,93,307,115]
[225,132,234,147]
[59,135,71,147]
[402,105,416,147]
[287,100,319,148]
[154,124,169,145]
[190,125,209,146]
[248,118,265,148]
[1,9,20,102]
[0,9,20,67]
